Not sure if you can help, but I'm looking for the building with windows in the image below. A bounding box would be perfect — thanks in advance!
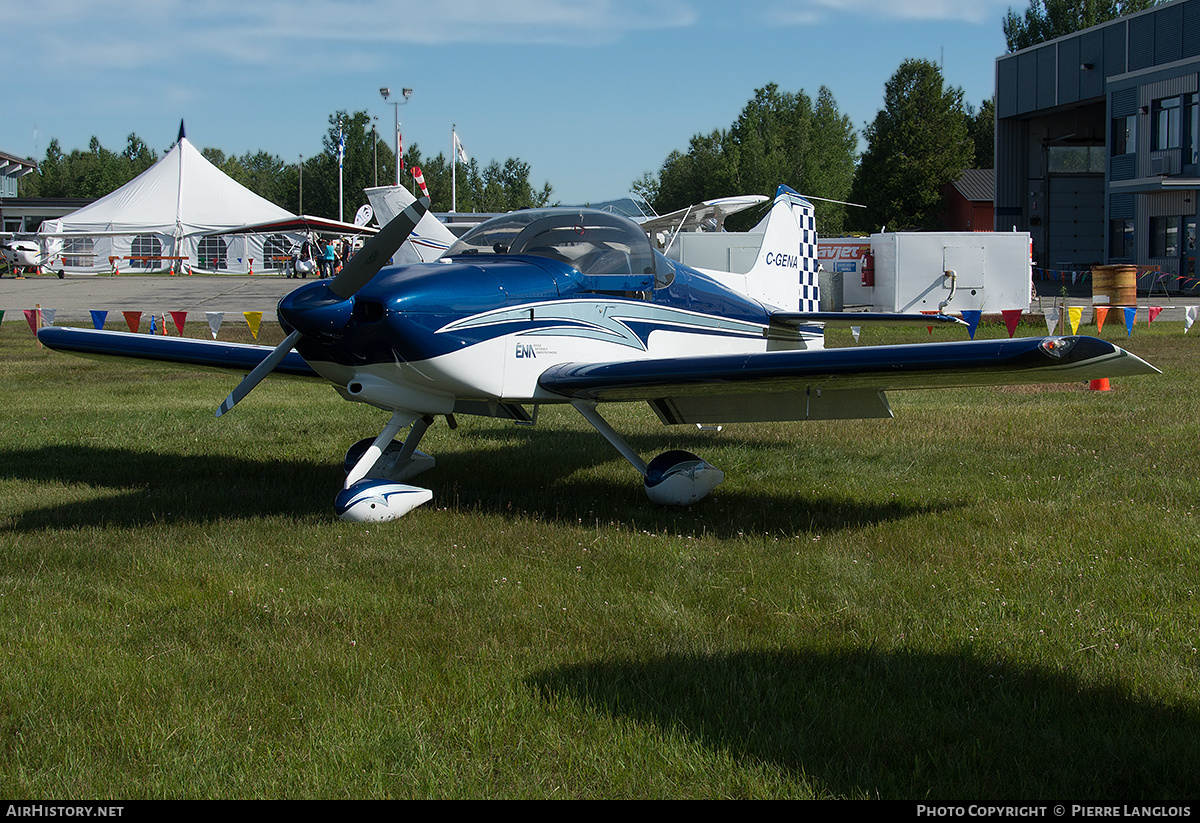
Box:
[0,150,84,236]
[996,0,1200,293]
[0,149,36,200]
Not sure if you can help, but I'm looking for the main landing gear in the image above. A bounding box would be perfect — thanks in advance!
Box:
[333,403,725,522]
[571,401,725,506]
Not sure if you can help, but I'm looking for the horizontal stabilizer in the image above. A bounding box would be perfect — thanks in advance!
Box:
[37,327,317,377]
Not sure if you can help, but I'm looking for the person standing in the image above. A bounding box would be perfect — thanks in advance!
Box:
[323,238,337,279]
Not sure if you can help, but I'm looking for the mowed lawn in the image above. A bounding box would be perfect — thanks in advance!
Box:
[0,318,1195,799]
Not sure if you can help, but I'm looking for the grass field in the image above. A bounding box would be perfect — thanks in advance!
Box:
[0,318,1196,799]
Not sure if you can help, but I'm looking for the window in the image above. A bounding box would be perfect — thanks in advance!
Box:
[263,234,290,270]
[197,236,227,270]
[130,235,162,269]
[63,236,94,268]
[1150,216,1181,258]
[1188,95,1200,165]
[1112,115,1136,156]
[1153,96,1182,150]
[1109,219,1135,259]
[1048,146,1105,173]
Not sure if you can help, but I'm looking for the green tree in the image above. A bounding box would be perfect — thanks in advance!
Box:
[122,133,157,177]
[967,97,995,169]
[27,134,160,199]
[805,87,859,236]
[1003,0,1160,52]
[849,59,974,232]
[302,111,392,221]
[644,83,857,234]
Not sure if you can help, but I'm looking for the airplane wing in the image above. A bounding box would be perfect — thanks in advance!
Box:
[640,195,769,236]
[538,336,1159,424]
[206,215,378,237]
[770,312,967,328]
[36,327,318,377]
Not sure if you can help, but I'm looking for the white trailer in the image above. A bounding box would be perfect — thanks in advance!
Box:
[833,232,1033,314]
[665,228,1032,314]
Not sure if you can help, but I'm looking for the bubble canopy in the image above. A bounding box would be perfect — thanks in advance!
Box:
[446,208,669,283]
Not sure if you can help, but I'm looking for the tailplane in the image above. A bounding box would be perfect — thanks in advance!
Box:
[364,185,458,262]
[742,185,819,312]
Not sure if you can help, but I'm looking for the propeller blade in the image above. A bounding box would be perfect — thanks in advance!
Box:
[215,329,302,417]
[217,199,428,417]
[329,196,430,299]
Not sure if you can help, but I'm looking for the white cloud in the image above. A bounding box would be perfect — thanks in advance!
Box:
[763,0,1015,26]
[19,0,700,71]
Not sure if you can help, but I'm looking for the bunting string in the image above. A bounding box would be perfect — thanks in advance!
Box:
[9,303,1200,344]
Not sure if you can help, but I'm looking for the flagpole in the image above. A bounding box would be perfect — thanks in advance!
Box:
[337,119,344,223]
[452,124,457,213]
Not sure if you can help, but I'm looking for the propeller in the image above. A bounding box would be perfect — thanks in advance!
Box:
[328,196,430,299]
[215,196,430,417]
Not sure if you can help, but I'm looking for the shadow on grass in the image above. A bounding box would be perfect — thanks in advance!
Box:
[529,647,1200,799]
[0,424,955,536]
[426,420,958,536]
[0,444,338,529]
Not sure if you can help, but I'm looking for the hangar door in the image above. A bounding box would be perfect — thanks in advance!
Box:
[1047,174,1104,269]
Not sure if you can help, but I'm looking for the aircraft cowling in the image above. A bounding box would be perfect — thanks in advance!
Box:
[276,281,355,341]
[643,450,725,506]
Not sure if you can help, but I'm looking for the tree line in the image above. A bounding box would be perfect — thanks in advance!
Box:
[17,67,988,237]
[23,110,553,219]
[19,1,1130,237]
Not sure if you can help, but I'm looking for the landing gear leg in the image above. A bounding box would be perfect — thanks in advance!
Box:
[570,401,724,506]
[335,411,435,521]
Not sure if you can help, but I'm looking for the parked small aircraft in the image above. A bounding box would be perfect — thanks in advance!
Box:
[1,239,48,275]
[39,186,1158,521]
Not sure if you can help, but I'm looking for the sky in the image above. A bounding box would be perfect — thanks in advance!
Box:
[3,0,1018,208]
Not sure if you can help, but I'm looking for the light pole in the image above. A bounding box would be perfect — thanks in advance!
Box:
[380,86,412,187]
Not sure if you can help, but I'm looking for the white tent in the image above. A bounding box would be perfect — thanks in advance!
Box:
[39,124,298,275]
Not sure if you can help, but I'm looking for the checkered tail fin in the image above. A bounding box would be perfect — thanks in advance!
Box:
[743,185,820,312]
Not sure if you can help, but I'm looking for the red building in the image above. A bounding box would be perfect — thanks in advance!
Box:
[942,169,995,232]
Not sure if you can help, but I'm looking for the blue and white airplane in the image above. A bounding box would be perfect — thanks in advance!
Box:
[38,186,1158,522]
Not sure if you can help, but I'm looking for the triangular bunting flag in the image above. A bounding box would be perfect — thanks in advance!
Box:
[160,313,169,335]
[961,310,981,340]
[90,310,108,330]
[1001,309,1022,338]
[851,325,861,343]
[1068,306,1082,334]
[1123,306,1136,337]
[170,311,187,336]
[1045,307,1060,335]
[0,310,5,328]
[1095,306,1108,334]
[149,314,157,335]
[23,309,39,335]
[1186,306,1197,333]
[206,311,224,339]
[40,309,55,327]
[123,311,141,333]
[244,311,263,340]
[920,309,935,335]
[1148,306,1163,324]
